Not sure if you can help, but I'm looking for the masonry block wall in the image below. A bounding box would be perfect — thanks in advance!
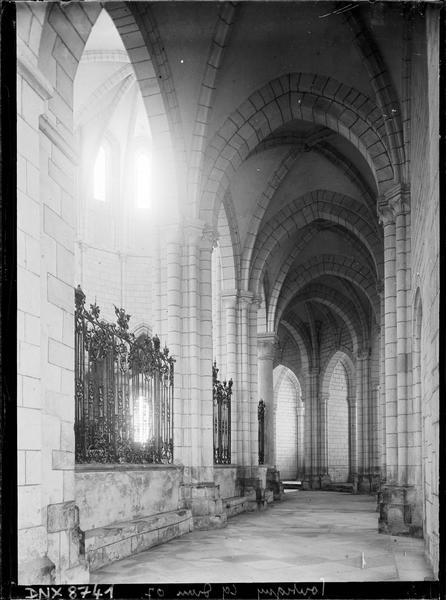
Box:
[327,361,349,483]
[409,7,439,573]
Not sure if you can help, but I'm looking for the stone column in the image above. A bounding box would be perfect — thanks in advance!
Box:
[389,187,411,485]
[183,221,203,472]
[355,352,366,490]
[319,393,331,488]
[249,299,260,466]
[296,401,305,479]
[348,395,358,491]
[307,367,320,488]
[221,291,239,465]
[257,333,277,467]
[165,225,185,463]
[199,227,218,471]
[378,197,398,484]
[239,292,254,465]
[377,281,387,481]
[180,221,226,528]
[378,186,420,537]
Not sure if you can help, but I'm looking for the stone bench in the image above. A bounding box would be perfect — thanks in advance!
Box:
[223,496,249,518]
[85,508,193,571]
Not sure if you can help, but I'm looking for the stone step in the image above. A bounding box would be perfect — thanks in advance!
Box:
[282,480,302,490]
[224,496,249,518]
[327,483,354,493]
[85,509,193,571]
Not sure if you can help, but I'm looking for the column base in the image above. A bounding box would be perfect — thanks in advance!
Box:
[358,472,381,494]
[320,473,332,489]
[378,484,423,537]
[181,482,227,530]
[237,465,272,510]
[267,467,284,500]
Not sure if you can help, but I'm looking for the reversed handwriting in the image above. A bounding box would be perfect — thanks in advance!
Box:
[177,584,212,599]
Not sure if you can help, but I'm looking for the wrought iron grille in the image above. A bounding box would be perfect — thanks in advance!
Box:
[75,285,174,464]
[258,399,265,465]
[213,361,232,464]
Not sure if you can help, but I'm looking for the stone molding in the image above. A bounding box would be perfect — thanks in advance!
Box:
[39,115,78,165]
[17,46,53,101]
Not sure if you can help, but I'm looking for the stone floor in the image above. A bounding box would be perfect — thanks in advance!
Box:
[90,490,434,583]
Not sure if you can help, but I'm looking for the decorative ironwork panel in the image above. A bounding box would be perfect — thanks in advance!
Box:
[75,285,174,464]
[258,399,265,465]
[213,361,232,464]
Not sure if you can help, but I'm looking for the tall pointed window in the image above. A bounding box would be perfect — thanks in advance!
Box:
[135,150,151,209]
[93,145,107,202]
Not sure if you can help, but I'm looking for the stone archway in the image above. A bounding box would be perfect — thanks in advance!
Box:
[273,365,304,481]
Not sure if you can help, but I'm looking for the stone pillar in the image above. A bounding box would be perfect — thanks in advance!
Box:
[180,222,226,529]
[239,293,254,465]
[221,291,239,465]
[378,186,421,537]
[183,221,203,472]
[391,189,411,484]
[296,401,305,479]
[357,349,371,493]
[378,198,398,484]
[377,282,387,481]
[319,393,331,488]
[199,227,217,469]
[165,225,185,464]
[248,299,260,466]
[257,333,277,467]
[307,367,320,489]
[348,395,358,491]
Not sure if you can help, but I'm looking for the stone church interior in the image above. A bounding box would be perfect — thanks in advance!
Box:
[15,0,439,585]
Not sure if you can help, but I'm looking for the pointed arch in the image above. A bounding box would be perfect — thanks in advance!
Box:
[200,72,397,226]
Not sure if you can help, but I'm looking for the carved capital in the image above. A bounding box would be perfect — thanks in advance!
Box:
[376,280,384,299]
[201,225,219,249]
[388,183,410,218]
[183,218,206,245]
[239,290,255,307]
[257,332,278,360]
[356,347,370,360]
[377,195,394,226]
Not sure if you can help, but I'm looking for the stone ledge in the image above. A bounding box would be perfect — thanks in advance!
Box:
[85,509,193,571]
[223,495,249,518]
[75,463,183,473]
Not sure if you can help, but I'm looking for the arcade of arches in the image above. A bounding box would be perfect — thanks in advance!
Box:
[15,1,439,584]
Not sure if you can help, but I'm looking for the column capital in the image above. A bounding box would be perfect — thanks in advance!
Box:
[376,279,384,299]
[387,183,410,218]
[239,290,255,307]
[377,183,410,224]
[221,289,238,309]
[257,332,278,359]
[201,225,219,250]
[377,195,395,226]
[356,347,370,360]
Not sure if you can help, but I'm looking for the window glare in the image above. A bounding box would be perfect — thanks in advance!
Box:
[136,152,151,209]
[93,146,106,202]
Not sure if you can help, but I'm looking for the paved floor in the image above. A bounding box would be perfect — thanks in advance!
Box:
[90,490,433,583]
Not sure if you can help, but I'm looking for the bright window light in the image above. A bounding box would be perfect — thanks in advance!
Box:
[135,151,151,209]
[134,395,150,443]
[93,145,107,202]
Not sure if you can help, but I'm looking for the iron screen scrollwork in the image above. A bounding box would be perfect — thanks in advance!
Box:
[75,285,174,464]
[213,361,232,464]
